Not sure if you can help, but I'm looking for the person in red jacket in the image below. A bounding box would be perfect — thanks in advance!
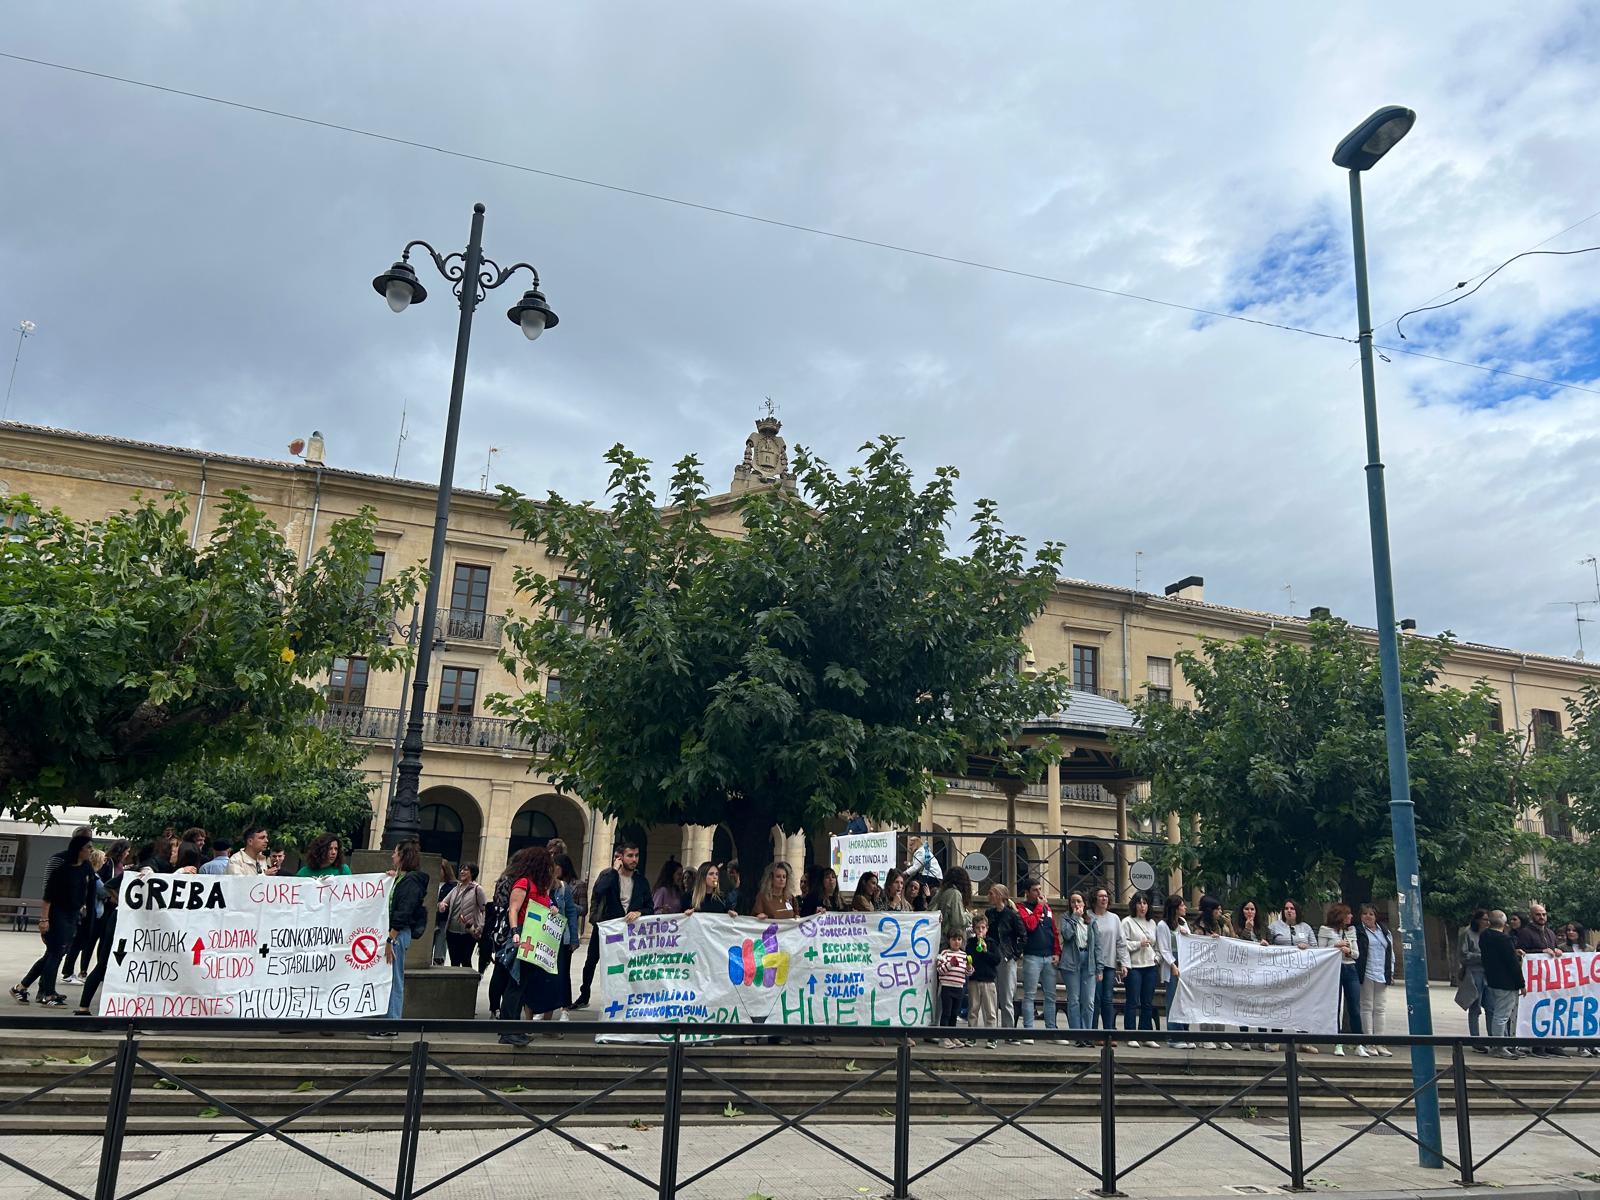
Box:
[1015,878,1060,1041]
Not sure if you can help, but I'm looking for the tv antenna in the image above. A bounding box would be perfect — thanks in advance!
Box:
[1134,550,1144,591]
[1282,583,1296,617]
[391,401,409,477]
[1583,555,1599,605]
[480,446,500,491]
[2,320,36,421]
[1547,599,1597,660]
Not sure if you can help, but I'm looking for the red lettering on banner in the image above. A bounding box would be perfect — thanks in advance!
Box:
[248,881,302,905]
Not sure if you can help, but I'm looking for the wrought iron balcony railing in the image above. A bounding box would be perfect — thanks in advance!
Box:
[316,702,545,753]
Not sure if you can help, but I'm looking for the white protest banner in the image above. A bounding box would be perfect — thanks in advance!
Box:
[100,872,392,1020]
[830,832,895,890]
[1169,933,1342,1034]
[1518,952,1600,1039]
[598,910,940,1034]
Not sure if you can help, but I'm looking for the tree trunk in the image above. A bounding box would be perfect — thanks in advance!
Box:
[726,800,776,917]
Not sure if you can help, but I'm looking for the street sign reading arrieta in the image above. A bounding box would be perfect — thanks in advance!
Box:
[962,852,991,884]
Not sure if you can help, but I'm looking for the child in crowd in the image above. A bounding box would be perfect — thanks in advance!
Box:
[966,914,1000,1048]
[936,929,974,1049]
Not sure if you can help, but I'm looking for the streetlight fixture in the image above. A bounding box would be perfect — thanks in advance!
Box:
[371,202,558,849]
[1334,106,1442,1169]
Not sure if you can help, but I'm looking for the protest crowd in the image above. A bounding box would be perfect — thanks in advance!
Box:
[13,822,1594,1061]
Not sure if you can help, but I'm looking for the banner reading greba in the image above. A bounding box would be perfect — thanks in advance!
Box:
[1169,933,1342,1034]
[99,872,392,1019]
[1518,951,1600,1039]
[598,910,940,1031]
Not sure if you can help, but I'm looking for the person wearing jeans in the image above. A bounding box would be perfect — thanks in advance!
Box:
[1120,892,1159,1044]
[1015,879,1059,1041]
[1479,910,1523,1059]
[1157,897,1192,1048]
[985,885,1026,1030]
[1088,888,1129,1032]
[1057,892,1100,1041]
[379,840,429,1032]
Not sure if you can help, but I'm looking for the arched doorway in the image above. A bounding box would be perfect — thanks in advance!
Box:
[978,831,1037,892]
[1064,838,1109,900]
[416,786,484,870]
[507,794,589,870]
[507,808,558,856]
[712,825,734,865]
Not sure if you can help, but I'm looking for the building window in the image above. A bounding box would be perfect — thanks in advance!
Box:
[554,577,587,631]
[545,675,563,702]
[1072,645,1099,693]
[1488,701,1504,734]
[508,807,559,856]
[1532,709,1562,752]
[448,564,491,639]
[363,552,386,598]
[1147,656,1172,704]
[438,666,479,716]
[326,656,369,706]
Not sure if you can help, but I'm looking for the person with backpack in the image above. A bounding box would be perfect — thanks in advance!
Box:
[497,846,564,1045]
[373,840,429,1036]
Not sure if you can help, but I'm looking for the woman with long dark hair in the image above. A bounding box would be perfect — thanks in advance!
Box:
[443,864,487,968]
[14,834,95,1007]
[851,872,881,912]
[374,840,428,1036]
[1120,892,1158,1044]
[1458,908,1489,1048]
[76,873,123,1015]
[882,869,908,912]
[1231,898,1270,1049]
[1157,896,1193,1049]
[936,869,973,941]
[296,833,352,877]
[431,861,457,965]
[1191,896,1233,1049]
[652,860,687,915]
[497,846,563,1044]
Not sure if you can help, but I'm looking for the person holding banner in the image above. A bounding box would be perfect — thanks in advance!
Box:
[753,862,798,921]
[690,861,730,914]
[851,872,882,912]
[1157,897,1194,1049]
[498,845,564,1043]
[883,870,908,912]
[575,841,652,1010]
[378,840,429,1032]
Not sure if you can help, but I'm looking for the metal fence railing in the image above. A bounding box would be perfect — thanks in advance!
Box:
[0,1018,1594,1200]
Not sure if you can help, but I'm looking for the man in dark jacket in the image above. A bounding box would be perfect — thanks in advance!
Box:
[1515,902,1566,1055]
[575,841,652,1008]
[1480,910,1524,1058]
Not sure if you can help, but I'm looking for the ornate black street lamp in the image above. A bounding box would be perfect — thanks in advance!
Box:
[372,203,558,848]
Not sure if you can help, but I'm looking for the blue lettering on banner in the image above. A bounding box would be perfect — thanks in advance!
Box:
[1530,995,1600,1039]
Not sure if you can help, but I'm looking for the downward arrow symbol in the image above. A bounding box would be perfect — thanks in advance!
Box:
[112,939,127,967]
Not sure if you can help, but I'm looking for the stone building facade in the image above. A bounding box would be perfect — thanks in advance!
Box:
[3,417,1595,912]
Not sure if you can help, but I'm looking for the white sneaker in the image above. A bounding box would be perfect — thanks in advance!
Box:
[1201,1042,1217,1050]
[1333,1045,1346,1056]
[1356,1046,1372,1058]
[1019,1038,1034,1045]
[1218,1042,1234,1051]
[1125,1040,1141,1048]
[1377,1046,1393,1057]
[558,1009,570,1022]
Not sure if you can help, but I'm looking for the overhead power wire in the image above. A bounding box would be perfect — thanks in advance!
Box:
[2,49,1597,401]
[1395,246,1600,339]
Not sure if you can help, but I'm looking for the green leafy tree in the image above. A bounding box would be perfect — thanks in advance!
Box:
[0,490,420,820]
[97,727,377,855]
[1119,619,1532,919]
[491,437,1067,885]
[1528,682,1600,930]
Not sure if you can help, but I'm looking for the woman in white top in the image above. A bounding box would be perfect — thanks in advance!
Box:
[1317,902,1368,1057]
[1156,896,1194,1049]
[1120,893,1159,1044]
[1268,899,1319,1053]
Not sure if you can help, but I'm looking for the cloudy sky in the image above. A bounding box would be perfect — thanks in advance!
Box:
[3,4,1598,658]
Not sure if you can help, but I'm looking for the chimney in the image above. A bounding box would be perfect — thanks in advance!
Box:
[304,430,326,466]
[1400,618,1418,633]
[1163,575,1204,603]
[1309,605,1332,621]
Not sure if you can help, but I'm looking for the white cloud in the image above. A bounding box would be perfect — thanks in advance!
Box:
[1,2,1598,656]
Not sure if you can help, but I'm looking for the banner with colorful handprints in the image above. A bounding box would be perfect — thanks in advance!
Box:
[596,910,940,1032]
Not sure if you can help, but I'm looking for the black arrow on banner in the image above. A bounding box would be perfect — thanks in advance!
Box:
[112,939,127,967]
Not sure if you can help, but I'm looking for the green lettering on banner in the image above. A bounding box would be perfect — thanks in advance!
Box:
[516,900,565,973]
